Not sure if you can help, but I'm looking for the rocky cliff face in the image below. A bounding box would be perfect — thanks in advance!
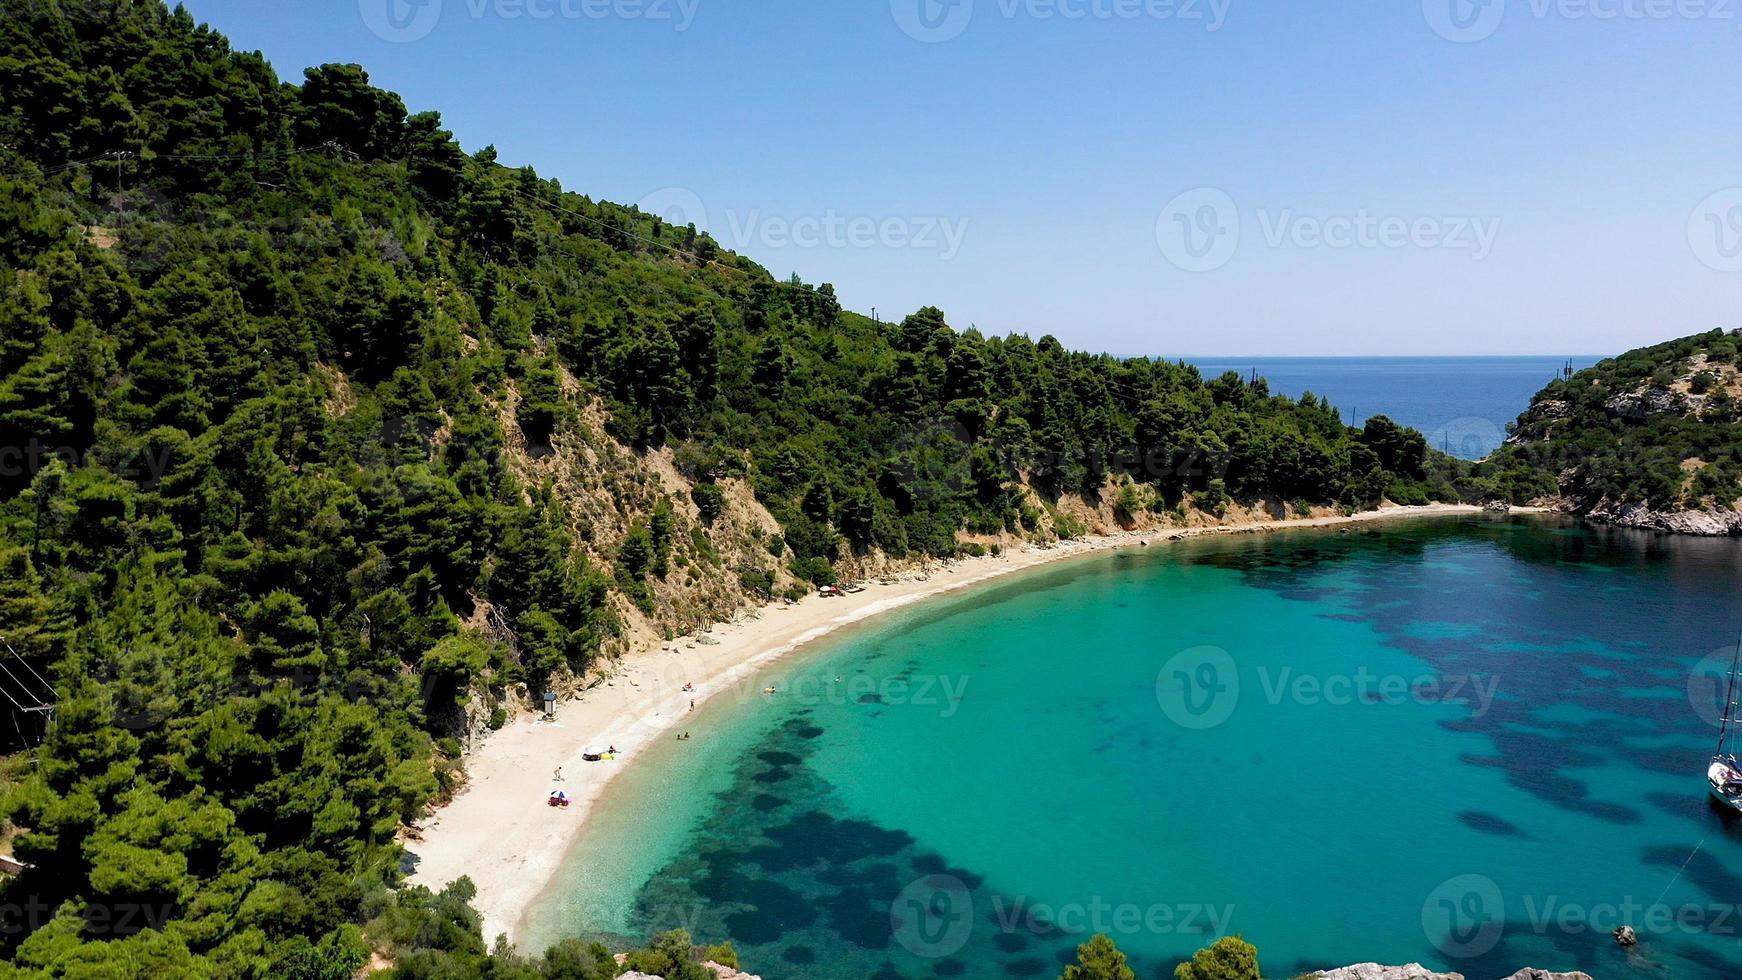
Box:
[613,962,762,980]
[1586,500,1742,535]
[1499,331,1742,535]
[1305,966,1593,980]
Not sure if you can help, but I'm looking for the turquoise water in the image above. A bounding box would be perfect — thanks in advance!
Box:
[526,516,1742,979]
[1183,356,1604,459]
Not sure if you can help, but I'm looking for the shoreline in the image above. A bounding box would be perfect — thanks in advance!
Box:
[403,503,1522,946]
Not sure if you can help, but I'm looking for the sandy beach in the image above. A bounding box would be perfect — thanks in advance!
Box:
[403,503,1506,945]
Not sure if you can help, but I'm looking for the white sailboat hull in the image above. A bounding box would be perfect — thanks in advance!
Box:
[1708,762,1742,813]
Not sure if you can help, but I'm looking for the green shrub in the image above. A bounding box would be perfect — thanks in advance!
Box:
[1174,936,1261,980]
[701,942,739,969]
[691,482,726,523]
[738,568,776,598]
[1060,934,1136,980]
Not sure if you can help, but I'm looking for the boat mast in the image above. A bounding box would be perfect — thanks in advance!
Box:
[1719,633,1742,760]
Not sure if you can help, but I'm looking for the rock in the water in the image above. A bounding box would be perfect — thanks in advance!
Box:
[1503,970,1594,980]
[1483,500,1513,514]
[1306,965,1463,980]
[1613,924,1639,946]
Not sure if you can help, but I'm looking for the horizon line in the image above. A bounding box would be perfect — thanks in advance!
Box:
[1143,353,1613,361]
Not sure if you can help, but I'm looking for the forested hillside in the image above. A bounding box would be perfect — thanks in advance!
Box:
[0,1,1457,975]
[1478,329,1742,532]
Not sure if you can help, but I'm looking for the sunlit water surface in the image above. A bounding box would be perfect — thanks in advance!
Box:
[526,516,1742,979]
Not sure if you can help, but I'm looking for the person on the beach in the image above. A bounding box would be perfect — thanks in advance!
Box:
[554,766,563,781]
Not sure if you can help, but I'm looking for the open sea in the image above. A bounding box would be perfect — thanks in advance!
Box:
[525,516,1742,980]
[1182,356,1604,459]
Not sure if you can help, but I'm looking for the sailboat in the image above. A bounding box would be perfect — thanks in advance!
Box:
[1706,635,1742,813]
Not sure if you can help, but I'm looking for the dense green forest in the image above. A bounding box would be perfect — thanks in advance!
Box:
[1476,329,1742,514]
[0,1,1467,975]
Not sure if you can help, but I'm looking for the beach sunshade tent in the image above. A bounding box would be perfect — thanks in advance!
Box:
[582,745,609,761]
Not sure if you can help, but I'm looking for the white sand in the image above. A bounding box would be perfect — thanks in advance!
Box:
[403,503,1502,944]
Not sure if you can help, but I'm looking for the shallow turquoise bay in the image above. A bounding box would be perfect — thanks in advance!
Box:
[526,517,1742,979]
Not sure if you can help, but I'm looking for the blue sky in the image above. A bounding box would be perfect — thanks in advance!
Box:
[185,0,1742,356]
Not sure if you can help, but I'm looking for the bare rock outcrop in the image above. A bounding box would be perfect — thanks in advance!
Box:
[614,966,761,980]
[1306,967,1592,980]
[1587,501,1742,536]
[1603,385,1688,421]
[1307,966,1463,980]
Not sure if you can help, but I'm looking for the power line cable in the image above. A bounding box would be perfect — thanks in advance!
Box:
[0,639,54,703]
